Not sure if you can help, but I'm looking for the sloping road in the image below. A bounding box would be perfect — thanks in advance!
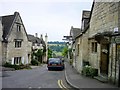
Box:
[2,64,70,89]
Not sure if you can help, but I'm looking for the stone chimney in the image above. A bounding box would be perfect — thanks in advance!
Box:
[35,33,38,37]
[40,34,43,39]
[14,12,19,16]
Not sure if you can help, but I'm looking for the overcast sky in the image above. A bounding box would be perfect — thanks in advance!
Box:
[0,0,93,41]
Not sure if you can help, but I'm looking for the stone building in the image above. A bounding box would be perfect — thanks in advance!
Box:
[28,33,47,63]
[88,1,120,86]
[0,12,32,65]
[69,26,81,69]
[71,11,90,73]
[70,1,120,86]
[0,17,3,65]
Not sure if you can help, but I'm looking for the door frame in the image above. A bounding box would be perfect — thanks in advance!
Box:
[100,43,109,75]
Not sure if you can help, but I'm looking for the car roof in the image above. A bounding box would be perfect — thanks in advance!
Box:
[48,58,60,61]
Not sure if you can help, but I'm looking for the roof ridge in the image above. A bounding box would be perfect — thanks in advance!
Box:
[2,14,14,17]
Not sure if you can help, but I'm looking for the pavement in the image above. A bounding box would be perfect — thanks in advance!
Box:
[64,62,120,90]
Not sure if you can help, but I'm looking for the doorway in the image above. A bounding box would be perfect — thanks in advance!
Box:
[117,44,120,87]
[100,44,109,75]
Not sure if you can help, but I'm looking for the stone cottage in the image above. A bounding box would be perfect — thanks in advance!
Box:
[88,1,120,86]
[74,10,90,72]
[0,12,32,65]
[70,1,120,86]
[70,10,91,73]
[69,26,81,69]
[28,33,47,63]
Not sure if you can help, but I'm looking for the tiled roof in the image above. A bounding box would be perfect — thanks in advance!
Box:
[28,34,46,47]
[70,26,81,39]
[1,15,15,41]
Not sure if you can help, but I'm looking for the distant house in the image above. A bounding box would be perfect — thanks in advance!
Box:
[28,33,46,50]
[69,26,81,68]
[70,10,90,72]
[28,33,47,63]
[0,12,32,65]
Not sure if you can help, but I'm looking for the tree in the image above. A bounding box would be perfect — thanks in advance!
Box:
[48,48,53,59]
[32,48,46,63]
[62,46,68,57]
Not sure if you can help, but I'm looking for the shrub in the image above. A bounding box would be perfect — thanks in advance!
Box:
[31,60,39,66]
[3,62,12,67]
[3,62,31,70]
[3,62,21,70]
[82,65,98,77]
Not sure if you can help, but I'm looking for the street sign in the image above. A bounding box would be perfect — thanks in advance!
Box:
[114,27,118,32]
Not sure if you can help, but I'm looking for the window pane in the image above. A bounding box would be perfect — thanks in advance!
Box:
[17,25,21,32]
[95,42,97,52]
[15,41,22,48]
[92,42,94,52]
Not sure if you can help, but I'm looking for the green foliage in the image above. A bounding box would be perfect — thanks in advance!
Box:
[3,62,31,70]
[82,65,98,77]
[32,49,45,63]
[3,62,12,67]
[48,41,65,45]
[62,46,68,57]
[48,41,65,53]
[31,60,39,66]
[49,45,65,52]
[48,48,53,59]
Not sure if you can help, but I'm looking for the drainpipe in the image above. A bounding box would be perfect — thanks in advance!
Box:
[118,44,120,87]
[118,53,120,87]
[114,43,117,85]
[110,36,113,80]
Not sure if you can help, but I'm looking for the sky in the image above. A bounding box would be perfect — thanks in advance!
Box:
[0,0,93,41]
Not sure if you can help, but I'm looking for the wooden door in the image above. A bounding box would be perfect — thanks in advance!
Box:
[100,44,109,75]
[117,44,120,87]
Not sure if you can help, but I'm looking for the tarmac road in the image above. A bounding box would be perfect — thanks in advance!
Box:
[2,64,71,89]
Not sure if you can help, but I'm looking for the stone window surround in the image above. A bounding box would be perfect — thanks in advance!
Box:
[14,57,22,65]
[14,39,23,48]
[92,42,97,53]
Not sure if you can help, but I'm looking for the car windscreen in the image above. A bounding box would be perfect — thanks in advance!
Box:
[49,60,61,64]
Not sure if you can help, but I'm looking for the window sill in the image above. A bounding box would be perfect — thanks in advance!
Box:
[15,47,21,49]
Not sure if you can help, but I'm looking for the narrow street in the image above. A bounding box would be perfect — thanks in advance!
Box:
[2,64,72,89]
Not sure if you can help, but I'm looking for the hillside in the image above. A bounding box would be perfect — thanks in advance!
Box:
[48,41,66,56]
[48,41,65,45]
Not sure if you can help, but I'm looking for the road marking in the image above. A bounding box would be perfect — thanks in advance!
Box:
[58,80,63,89]
[58,80,69,90]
